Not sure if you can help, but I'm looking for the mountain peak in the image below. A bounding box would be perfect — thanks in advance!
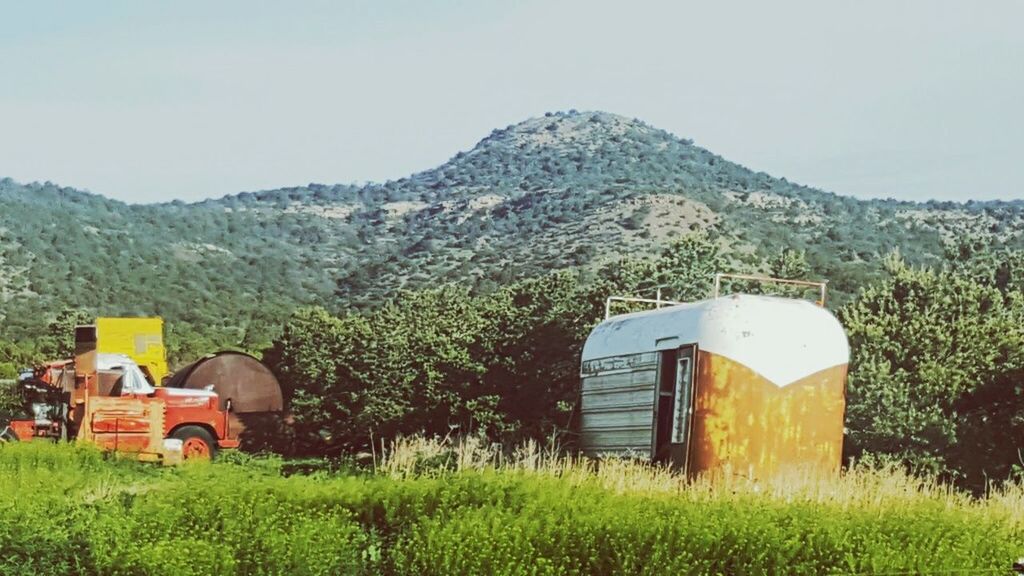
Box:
[3,109,1021,348]
[391,110,712,199]
[479,110,684,154]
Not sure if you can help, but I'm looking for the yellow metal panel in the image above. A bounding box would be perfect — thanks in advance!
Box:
[95,317,169,384]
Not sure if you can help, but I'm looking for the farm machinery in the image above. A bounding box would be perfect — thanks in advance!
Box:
[0,317,283,463]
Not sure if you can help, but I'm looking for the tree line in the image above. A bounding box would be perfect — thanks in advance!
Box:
[263,233,1024,489]
[4,232,1023,489]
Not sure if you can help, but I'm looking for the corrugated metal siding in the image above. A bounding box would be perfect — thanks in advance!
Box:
[580,353,658,457]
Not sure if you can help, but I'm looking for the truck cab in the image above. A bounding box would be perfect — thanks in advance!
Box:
[93,352,238,459]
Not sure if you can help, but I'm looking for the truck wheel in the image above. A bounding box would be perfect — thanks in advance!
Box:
[171,426,217,461]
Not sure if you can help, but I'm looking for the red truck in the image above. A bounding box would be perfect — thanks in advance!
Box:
[2,321,282,463]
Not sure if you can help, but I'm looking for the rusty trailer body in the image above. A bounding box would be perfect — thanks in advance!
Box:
[579,293,849,478]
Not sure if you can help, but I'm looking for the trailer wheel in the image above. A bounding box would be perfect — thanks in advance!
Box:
[171,426,217,461]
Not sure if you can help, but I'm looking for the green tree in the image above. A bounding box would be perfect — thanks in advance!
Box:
[480,271,599,439]
[267,234,743,455]
[768,247,810,279]
[267,287,503,453]
[38,308,92,359]
[597,232,728,307]
[653,232,728,301]
[944,236,1024,295]
[263,307,374,454]
[838,254,1024,485]
[0,340,37,372]
[0,362,17,380]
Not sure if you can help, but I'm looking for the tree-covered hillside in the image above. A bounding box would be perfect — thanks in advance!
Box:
[3,110,1024,358]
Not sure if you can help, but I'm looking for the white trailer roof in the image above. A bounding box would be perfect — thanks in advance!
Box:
[582,294,849,387]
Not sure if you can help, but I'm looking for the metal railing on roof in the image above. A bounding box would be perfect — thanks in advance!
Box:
[603,274,829,320]
[714,273,828,306]
[604,286,682,320]
[603,296,684,320]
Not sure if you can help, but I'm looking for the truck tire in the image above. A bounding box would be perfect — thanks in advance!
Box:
[171,425,218,461]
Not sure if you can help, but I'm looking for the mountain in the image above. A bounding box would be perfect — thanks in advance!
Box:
[2,110,1023,355]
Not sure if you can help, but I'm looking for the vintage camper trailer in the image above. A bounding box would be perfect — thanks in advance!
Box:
[579,292,849,478]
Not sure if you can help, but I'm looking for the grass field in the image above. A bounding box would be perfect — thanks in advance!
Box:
[0,438,1022,576]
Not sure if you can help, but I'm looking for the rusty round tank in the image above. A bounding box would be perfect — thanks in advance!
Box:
[164,351,283,413]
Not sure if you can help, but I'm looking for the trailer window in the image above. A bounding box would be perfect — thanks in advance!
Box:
[671,357,692,444]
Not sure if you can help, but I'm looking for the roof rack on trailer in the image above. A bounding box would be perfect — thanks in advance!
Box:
[713,273,828,307]
[604,296,684,320]
[603,274,829,320]
[604,286,683,320]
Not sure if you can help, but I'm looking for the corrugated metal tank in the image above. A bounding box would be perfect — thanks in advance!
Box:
[164,352,287,450]
[164,351,283,413]
[579,294,849,478]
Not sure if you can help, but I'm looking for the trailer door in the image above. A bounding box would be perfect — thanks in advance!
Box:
[653,345,696,472]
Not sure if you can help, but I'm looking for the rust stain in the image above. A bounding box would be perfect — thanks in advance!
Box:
[79,396,167,455]
[689,351,847,478]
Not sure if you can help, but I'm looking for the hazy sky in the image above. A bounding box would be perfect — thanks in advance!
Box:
[1,1,1022,204]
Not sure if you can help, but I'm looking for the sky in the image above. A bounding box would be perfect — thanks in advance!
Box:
[1,0,1022,204]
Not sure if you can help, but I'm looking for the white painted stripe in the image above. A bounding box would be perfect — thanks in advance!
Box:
[160,387,217,398]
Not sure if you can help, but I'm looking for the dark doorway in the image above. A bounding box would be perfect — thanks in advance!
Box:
[653,345,696,471]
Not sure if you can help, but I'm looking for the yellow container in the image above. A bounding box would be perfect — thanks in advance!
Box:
[95,317,169,384]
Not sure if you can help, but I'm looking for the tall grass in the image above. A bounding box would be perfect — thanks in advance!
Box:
[378,434,985,510]
[0,439,1021,575]
[376,436,1024,575]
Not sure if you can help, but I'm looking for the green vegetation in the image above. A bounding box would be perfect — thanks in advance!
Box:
[4,109,1024,490]
[840,243,1024,488]
[266,233,742,453]
[1,440,1022,576]
[5,110,1024,360]
[262,233,1024,488]
[0,443,367,576]
[4,222,1024,488]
